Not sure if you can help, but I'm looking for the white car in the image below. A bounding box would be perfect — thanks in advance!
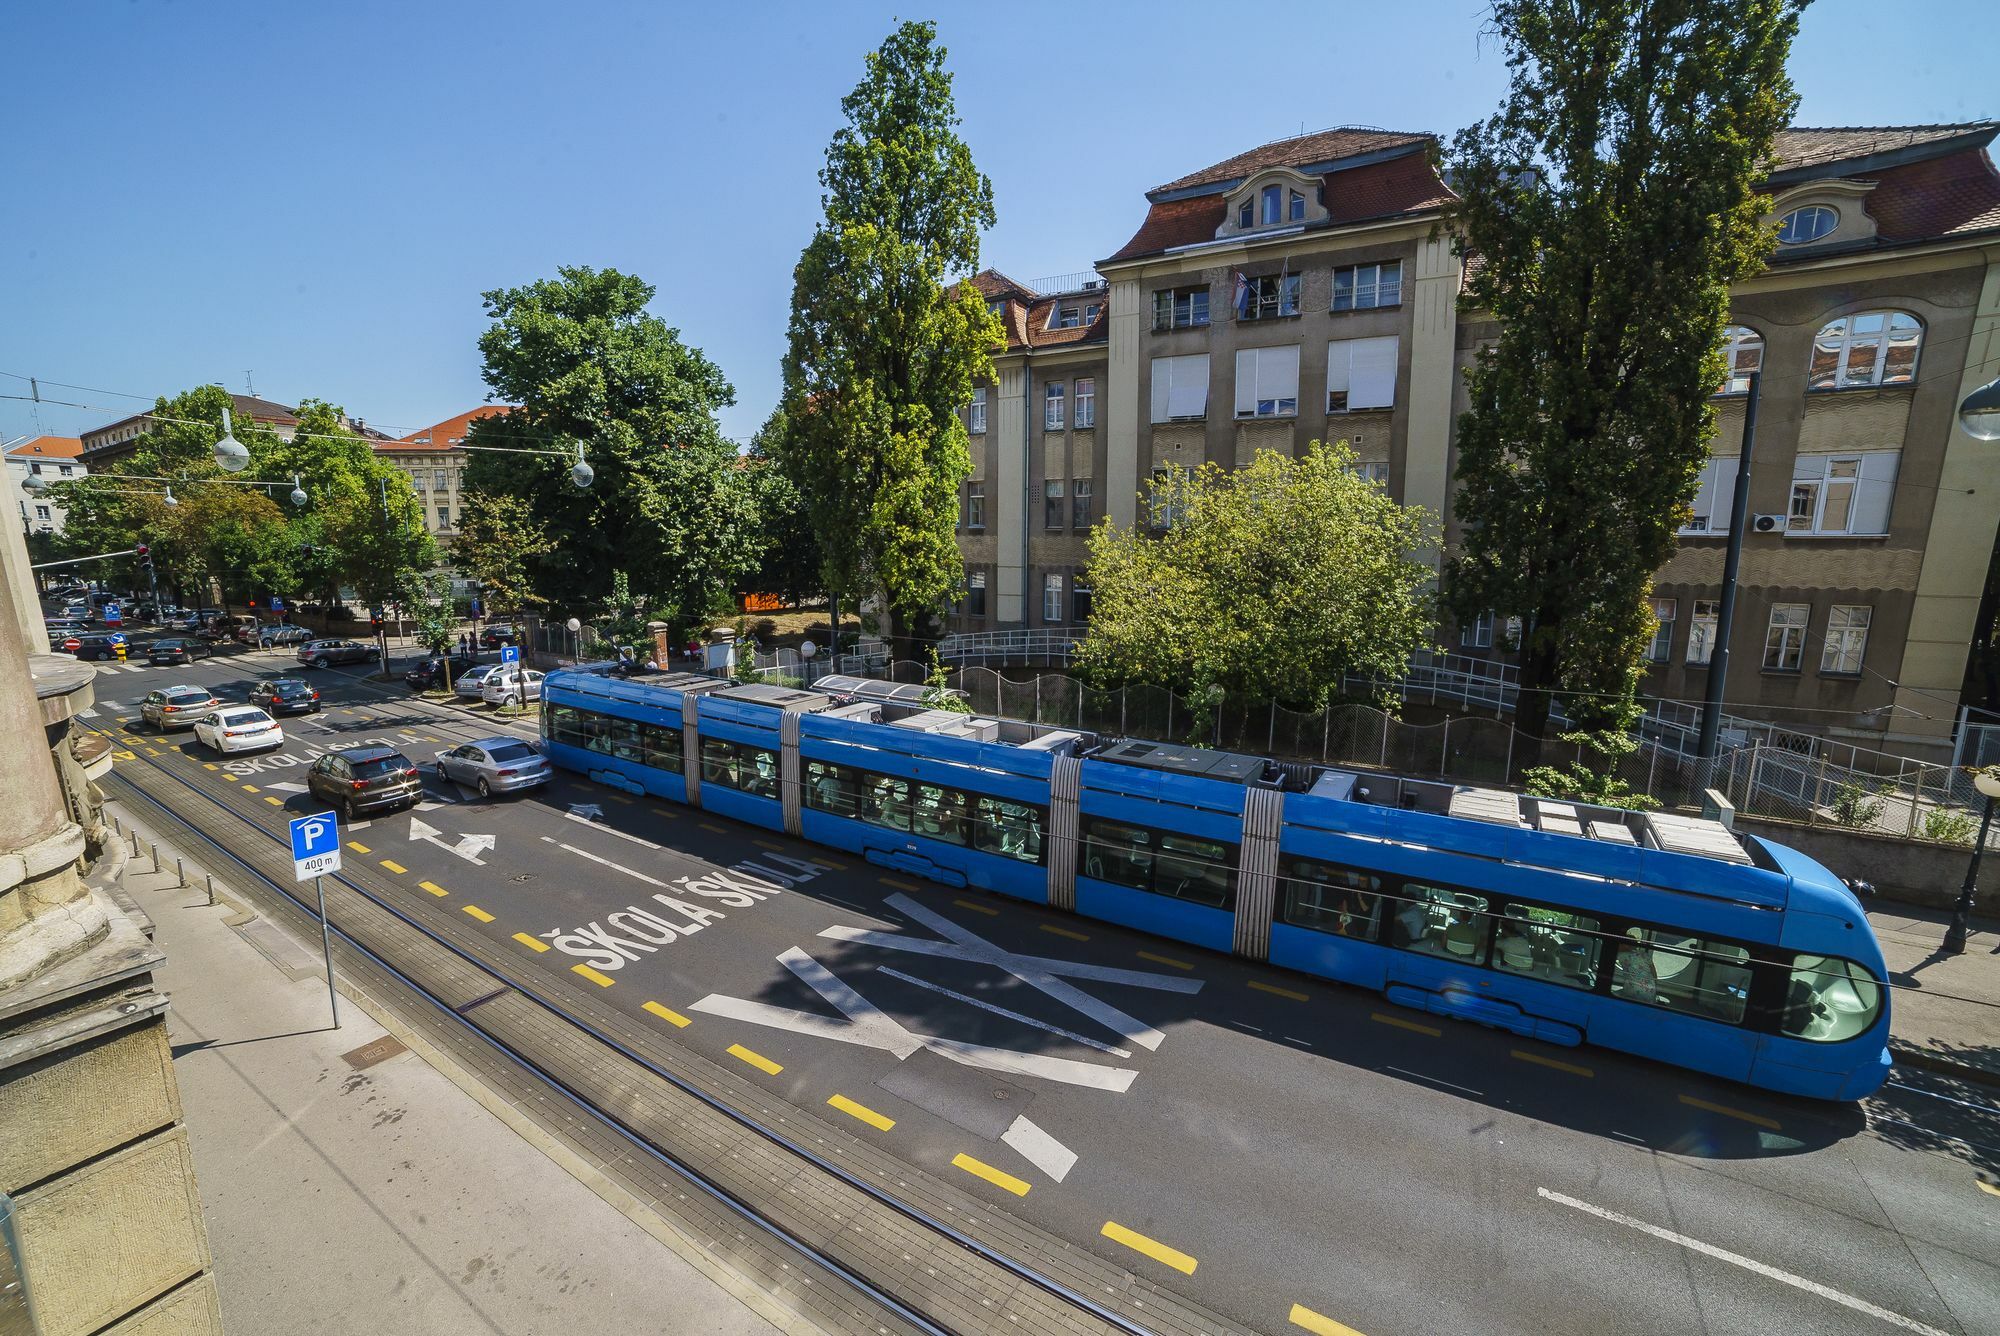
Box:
[454,664,499,700]
[481,667,544,707]
[193,705,284,754]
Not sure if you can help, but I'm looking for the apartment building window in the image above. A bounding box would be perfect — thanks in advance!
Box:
[1289,190,1305,221]
[1044,479,1065,528]
[1777,205,1837,245]
[410,469,426,491]
[1072,579,1093,622]
[1647,598,1677,662]
[965,570,987,618]
[1461,611,1495,649]
[1235,346,1300,418]
[1333,261,1402,311]
[966,481,986,530]
[433,468,448,490]
[1790,451,1898,535]
[1822,605,1870,674]
[1045,382,1066,430]
[58,465,72,477]
[1764,604,1809,671]
[1238,273,1301,321]
[1150,354,1211,422]
[1074,378,1095,428]
[1808,311,1922,389]
[1043,572,1064,623]
[1680,456,1740,534]
[34,504,51,521]
[1152,287,1210,331]
[1348,460,1390,485]
[28,463,41,475]
[1327,336,1399,412]
[969,387,987,435]
[1072,478,1093,527]
[1719,326,1764,395]
[1688,601,1719,665]
[987,299,1005,317]
[1084,303,1101,323]
[1049,306,1083,330]
[436,506,450,529]
[1262,185,1283,225]
[1150,468,1186,528]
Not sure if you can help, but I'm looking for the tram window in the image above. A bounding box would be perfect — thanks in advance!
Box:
[1492,904,1601,990]
[1278,858,1381,941]
[1081,817,1152,889]
[1612,929,1751,1023]
[641,722,683,772]
[742,746,779,798]
[975,797,1044,862]
[608,719,644,763]
[913,783,968,845]
[701,738,737,787]
[1394,883,1490,963]
[1780,955,1883,1043]
[805,760,856,816]
[863,776,912,831]
[1156,833,1235,909]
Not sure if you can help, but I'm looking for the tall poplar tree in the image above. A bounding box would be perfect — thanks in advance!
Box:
[777,20,1001,660]
[1444,0,1804,745]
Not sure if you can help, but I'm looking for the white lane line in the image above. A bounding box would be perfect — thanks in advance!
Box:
[563,810,662,849]
[1883,1079,2000,1117]
[542,835,666,886]
[1536,1187,1952,1336]
[1001,1115,1078,1184]
[876,966,1131,1057]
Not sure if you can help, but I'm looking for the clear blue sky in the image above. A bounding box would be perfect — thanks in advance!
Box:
[2,0,1988,447]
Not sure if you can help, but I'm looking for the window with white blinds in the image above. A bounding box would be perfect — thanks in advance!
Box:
[1235,345,1300,417]
[1790,451,1898,535]
[1327,336,1398,412]
[1151,355,1211,423]
[1680,456,1740,534]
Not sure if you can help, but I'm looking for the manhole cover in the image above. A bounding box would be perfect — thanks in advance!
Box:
[511,873,534,883]
[341,1035,408,1070]
[992,1089,1013,1101]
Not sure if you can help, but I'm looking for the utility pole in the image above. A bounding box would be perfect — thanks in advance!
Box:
[1694,370,1762,796]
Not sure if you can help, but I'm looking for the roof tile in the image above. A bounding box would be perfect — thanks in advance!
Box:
[6,435,84,460]
[1151,126,1433,195]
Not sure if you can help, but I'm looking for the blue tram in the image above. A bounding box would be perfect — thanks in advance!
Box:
[540,668,1891,1101]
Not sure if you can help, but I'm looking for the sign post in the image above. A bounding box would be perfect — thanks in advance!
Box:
[500,644,521,715]
[289,811,344,1028]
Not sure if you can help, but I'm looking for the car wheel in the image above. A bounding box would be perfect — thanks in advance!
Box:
[313,657,329,669]
[340,797,356,822]
[477,778,492,799]
[312,703,322,713]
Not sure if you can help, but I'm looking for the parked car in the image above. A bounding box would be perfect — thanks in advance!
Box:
[69,634,124,661]
[247,678,322,715]
[258,625,314,648]
[193,705,283,754]
[297,639,377,668]
[224,615,264,643]
[405,653,477,690]
[148,638,210,665]
[453,664,499,700]
[140,686,220,730]
[481,667,544,707]
[433,737,551,797]
[306,746,423,819]
[478,625,521,648]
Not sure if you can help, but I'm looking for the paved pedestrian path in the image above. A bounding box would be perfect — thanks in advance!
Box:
[1870,905,2000,1088]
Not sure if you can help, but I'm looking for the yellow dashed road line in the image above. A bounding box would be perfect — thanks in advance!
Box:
[606,793,634,805]
[698,822,728,835]
[461,904,496,923]
[224,775,238,783]
[642,1001,691,1028]
[1138,950,1193,970]
[418,881,447,897]
[240,784,258,792]
[512,932,550,952]
[1512,1049,1594,1078]
[1039,923,1090,942]
[728,1043,782,1075]
[347,841,371,854]
[572,963,615,988]
[952,1153,1028,1196]
[202,763,218,771]
[379,859,407,875]
[1100,1221,1195,1274]
[1290,1302,1368,1336]
[264,796,283,806]
[1249,980,1310,1002]
[1679,1094,1780,1131]
[881,876,922,892]
[953,898,1000,917]
[827,1094,895,1131]
[1371,1011,1441,1037]
[1977,1177,2000,1198]
[753,839,784,851]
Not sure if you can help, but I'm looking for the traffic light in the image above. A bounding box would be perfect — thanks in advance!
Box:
[136,542,152,570]
[369,613,383,632]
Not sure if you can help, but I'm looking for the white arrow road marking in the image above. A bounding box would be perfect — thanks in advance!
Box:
[568,803,604,820]
[408,816,492,865]
[876,966,1131,1058]
[266,782,308,793]
[1002,1116,1078,1183]
[690,947,1137,1092]
[456,833,495,860]
[1535,1188,1951,1336]
[820,893,1200,1051]
[562,811,659,848]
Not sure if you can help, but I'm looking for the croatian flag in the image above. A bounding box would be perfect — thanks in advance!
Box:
[1232,270,1249,317]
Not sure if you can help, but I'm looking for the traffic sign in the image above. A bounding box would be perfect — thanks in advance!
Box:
[289,811,342,882]
[270,596,285,612]
[499,644,520,665]
[102,602,122,625]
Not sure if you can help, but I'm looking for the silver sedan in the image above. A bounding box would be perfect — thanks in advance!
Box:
[433,737,551,798]
[454,664,498,700]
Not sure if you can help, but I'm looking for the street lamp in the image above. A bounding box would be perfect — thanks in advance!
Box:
[212,407,250,473]
[566,615,581,662]
[161,485,178,509]
[289,474,308,507]
[1960,375,2000,442]
[1945,766,2000,953]
[20,471,47,497]
[570,444,594,490]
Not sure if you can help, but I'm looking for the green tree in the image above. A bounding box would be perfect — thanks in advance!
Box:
[398,569,459,655]
[459,266,760,628]
[594,569,651,650]
[452,489,554,620]
[741,410,821,608]
[1521,729,1660,811]
[776,19,1001,660]
[1076,444,1438,709]
[1443,0,1804,745]
[260,399,435,606]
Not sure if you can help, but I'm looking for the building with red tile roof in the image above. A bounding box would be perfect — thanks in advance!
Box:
[372,407,514,540]
[7,437,87,534]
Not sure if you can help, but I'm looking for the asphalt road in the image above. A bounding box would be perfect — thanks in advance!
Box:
[84,643,2000,1336]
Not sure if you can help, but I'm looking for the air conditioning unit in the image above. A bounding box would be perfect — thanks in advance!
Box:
[1752,513,1786,533]
[1081,278,1105,291]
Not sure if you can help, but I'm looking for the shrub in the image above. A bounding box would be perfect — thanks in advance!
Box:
[1920,806,1978,847]
[1520,729,1660,812]
[1829,781,1887,829]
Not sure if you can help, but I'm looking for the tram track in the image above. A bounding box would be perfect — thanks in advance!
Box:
[96,723,1218,1336]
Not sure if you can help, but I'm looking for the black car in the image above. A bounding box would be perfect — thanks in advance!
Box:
[306,746,424,819]
[70,634,124,661]
[479,625,520,648]
[405,653,477,690]
[149,638,210,665]
[247,678,322,715]
[298,639,378,668]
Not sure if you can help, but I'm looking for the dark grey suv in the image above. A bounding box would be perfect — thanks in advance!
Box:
[298,639,377,669]
[306,746,423,819]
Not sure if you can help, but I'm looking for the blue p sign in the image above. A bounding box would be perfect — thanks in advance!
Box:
[289,811,342,881]
[500,645,520,665]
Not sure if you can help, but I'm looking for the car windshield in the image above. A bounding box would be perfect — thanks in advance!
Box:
[167,692,210,706]
[220,710,269,726]
[155,640,182,648]
[352,756,412,777]
[272,679,307,693]
[488,743,537,763]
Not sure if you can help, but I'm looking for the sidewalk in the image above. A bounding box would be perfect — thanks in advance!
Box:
[109,816,785,1336]
[1868,904,2000,1089]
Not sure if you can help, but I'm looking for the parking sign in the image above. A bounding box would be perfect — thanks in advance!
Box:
[499,644,520,665]
[289,811,342,882]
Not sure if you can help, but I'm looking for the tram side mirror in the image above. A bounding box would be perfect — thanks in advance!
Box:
[1844,878,1875,900]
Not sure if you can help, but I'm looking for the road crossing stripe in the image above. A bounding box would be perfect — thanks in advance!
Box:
[418,881,447,897]
[827,1094,895,1131]
[572,963,614,987]
[379,859,407,874]
[698,822,728,835]
[1249,980,1310,1002]
[1678,1094,1780,1131]
[264,796,282,806]
[642,1001,692,1028]
[952,1153,1028,1197]
[512,932,550,952]
[1371,1011,1441,1037]
[1038,923,1090,942]
[1289,1303,1367,1336]
[461,904,496,923]
[727,1043,781,1075]
[347,841,371,853]
[1100,1221,1195,1274]
[1512,1049,1593,1078]
[1137,950,1192,970]
[953,898,999,916]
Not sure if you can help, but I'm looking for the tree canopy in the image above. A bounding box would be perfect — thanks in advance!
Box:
[1076,444,1439,709]
[1444,0,1803,740]
[775,19,1000,658]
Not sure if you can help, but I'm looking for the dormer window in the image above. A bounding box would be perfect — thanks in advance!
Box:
[1049,306,1082,330]
[1777,206,1837,245]
[1289,190,1305,222]
[987,299,1005,316]
[1238,199,1253,229]
[1261,185,1283,225]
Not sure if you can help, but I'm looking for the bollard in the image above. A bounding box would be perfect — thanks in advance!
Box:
[130,831,139,855]
[150,842,159,871]
[176,858,185,888]
[205,874,215,907]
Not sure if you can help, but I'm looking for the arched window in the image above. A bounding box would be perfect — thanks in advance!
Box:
[1718,325,1763,395]
[1809,311,1923,390]
[1777,205,1838,245]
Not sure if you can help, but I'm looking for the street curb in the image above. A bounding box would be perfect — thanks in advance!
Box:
[1891,1041,2000,1092]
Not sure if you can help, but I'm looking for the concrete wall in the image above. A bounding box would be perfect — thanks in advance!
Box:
[1735,813,1971,910]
